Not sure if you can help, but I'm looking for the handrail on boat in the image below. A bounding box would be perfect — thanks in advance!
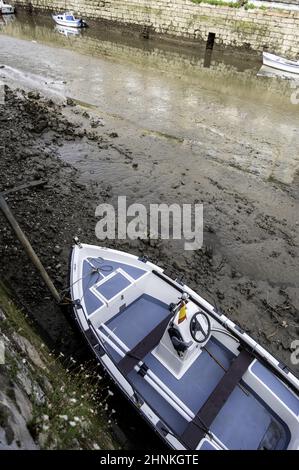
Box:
[101,323,203,419]
[98,324,196,419]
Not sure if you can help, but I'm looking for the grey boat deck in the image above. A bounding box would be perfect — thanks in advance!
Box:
[99,293,290,449]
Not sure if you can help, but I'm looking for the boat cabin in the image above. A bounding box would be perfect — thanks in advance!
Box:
[56,14,75,22]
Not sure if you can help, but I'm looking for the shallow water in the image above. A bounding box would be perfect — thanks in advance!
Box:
[0,10,298,186]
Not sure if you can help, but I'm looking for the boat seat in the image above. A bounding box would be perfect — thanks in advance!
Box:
[118,311,174,376]
[181,349,253,449]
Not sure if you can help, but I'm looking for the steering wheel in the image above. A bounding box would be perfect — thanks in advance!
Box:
[190,311,211,343]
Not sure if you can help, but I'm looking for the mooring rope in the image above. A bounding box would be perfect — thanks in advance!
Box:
[60,257,114,304]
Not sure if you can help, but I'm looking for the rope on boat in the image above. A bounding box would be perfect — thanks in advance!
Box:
[60,257,114,305]
[85,257,114,274]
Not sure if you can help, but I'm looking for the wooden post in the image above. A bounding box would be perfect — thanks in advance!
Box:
[0,195,61,303]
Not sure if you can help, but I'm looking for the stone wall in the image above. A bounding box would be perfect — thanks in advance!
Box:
[270,0,298,4]
[15,0,299,57]
[0,284,116,450]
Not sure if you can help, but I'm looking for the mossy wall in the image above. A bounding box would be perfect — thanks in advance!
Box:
[0,284,116,449]
[14,0,299,57]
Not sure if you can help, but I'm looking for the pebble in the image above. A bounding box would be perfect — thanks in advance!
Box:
[27,91,40,100]
[66,97,75,106]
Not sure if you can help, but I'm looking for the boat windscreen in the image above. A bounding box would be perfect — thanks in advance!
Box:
[66,16,75,20]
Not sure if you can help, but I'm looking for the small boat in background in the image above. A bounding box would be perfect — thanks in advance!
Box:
[0,1,15,14]
[52,12,87,29]
[263,52,299,75]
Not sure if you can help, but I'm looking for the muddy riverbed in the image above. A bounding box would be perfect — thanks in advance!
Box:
[0,10,299,448]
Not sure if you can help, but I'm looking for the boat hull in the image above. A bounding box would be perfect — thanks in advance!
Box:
[263,52,299,75]
[52,17,83,28]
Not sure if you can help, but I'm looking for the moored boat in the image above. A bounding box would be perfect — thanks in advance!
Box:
[70,242,299,450]
[52,12,87,28]
[0,1,15,14]
[263,52,299,75]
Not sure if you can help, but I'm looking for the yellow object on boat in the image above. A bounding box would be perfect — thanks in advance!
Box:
[178,304,187,324]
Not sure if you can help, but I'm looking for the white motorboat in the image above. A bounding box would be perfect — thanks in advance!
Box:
[263,52,299,75]
[0,1,15,14]
[52,12,87,29]
[70,241,299,450]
